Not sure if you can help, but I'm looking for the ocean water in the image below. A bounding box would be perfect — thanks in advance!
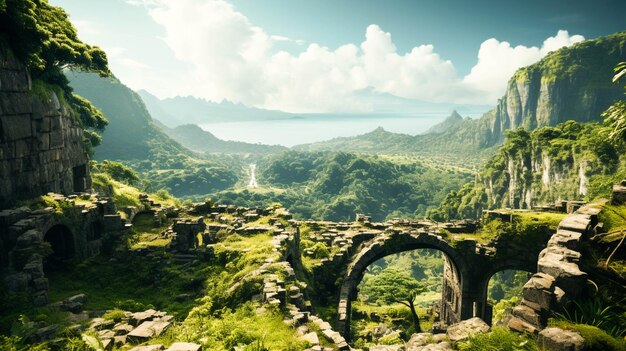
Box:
[199,113,477,147]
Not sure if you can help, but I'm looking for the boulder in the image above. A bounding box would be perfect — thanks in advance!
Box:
[302,332,319,345]
[538,327,584,351]
[446,317,490,342]
[127,321,171,343]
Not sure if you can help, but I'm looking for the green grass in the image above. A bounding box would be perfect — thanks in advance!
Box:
[457,326,540,351]
[598,204,626,234]
[549,321,626,351]
[153,303,307,351]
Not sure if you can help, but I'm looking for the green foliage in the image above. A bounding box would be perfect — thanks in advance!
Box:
[458,326,539,351]
[0,0,111,151]
[549,321,626,351]
[217,152,472,221]
[553,295,626,338]
[603,62,626,143]
[101,309,126,322]
[433,121,626,219]
[359,267,425,306]
[0,0,109,81]
[92,160,139,185]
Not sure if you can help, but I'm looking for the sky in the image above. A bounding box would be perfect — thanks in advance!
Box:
[50,0,626,113]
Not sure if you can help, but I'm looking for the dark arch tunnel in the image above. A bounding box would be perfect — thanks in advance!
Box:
[44,224,75,269]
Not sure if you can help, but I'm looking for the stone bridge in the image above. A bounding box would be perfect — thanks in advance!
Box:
[331,228,548,341]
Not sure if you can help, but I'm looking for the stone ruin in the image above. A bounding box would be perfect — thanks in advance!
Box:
[0,193,127,306]
[0,48,91,208]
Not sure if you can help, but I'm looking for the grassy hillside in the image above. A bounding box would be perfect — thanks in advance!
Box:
[67,72,242,197]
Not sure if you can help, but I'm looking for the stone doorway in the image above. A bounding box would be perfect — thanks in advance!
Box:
[44,224,75,269]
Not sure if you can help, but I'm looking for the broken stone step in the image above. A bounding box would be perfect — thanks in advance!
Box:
[127,321,171,343]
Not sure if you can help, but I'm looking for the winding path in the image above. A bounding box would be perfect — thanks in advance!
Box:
[247,163,258,188]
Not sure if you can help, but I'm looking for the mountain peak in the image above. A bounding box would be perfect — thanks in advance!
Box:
[425,110,465,134]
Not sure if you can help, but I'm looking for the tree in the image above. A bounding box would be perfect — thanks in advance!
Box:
[603,62,626,143]
[0,0,111,151]
[360,268,427,332]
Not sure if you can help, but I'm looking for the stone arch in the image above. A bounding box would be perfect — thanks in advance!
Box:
[43,224,75,265]
[337,232,469,340]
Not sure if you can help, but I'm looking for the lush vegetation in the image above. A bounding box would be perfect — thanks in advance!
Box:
[0,0,110,152]
[430,121,626,220]
[215,151,472,221]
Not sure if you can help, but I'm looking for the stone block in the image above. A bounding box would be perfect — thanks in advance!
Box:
[127,321,170,343]
[128,345,165,351]
[538,327,584,351]
[0,92,32,115]
[512,304,544,326]
[522,273,555,309]
[49,130,63,149]
[506,316,538,334]
[302,332,319,345]
[165,342,202,351]
[548,230,582,250]
[1,114,32,141]
[557,215,591,234]
[446,317,490,342]
[611,184,626,205]
[0,69,29,92]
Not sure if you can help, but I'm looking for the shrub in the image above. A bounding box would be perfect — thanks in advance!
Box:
[102,309,126,322]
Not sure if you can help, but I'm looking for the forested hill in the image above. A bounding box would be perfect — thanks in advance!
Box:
[67,71,194,163]
[67,72,241,197]
[163,124,288,155]
[428,121,626,220]
[296,32,626,163]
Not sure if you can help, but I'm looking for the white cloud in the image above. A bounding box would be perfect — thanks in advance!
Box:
[462,30,585,102]
[139,0,585,112]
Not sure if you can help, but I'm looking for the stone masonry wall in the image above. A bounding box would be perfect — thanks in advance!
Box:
[0,49,90,208]
[507,205,599,334]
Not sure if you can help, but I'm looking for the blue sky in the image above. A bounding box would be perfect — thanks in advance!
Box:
[50,0,625,113]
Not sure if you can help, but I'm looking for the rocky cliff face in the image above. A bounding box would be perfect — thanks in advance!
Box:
[0,50,90,208]
[483,31,626,146]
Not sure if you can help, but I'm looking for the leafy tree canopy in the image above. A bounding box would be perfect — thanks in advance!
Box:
[603,62,626,143]
[0,0,111,151]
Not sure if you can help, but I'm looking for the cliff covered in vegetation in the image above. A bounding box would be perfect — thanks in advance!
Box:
[429,121,625,219]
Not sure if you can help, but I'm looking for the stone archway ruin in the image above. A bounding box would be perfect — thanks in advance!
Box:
[336,232,469,340]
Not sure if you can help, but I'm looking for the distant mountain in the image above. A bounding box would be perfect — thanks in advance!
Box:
[138,90,296,127]
[67,72,241,196]
[139,87,491,128]
[296,31,626,164]
[352,88,491,115]
[425,110,464,134]
[164,124,288,154]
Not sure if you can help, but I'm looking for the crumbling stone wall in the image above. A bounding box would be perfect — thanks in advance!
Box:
[0,194,126,305]
[0,49,90,208]
[507,205,599,333]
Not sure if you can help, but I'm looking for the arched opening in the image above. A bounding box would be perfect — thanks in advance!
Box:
[44,225,75,269]
[352,249,445,347]
[486,269,533,325]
